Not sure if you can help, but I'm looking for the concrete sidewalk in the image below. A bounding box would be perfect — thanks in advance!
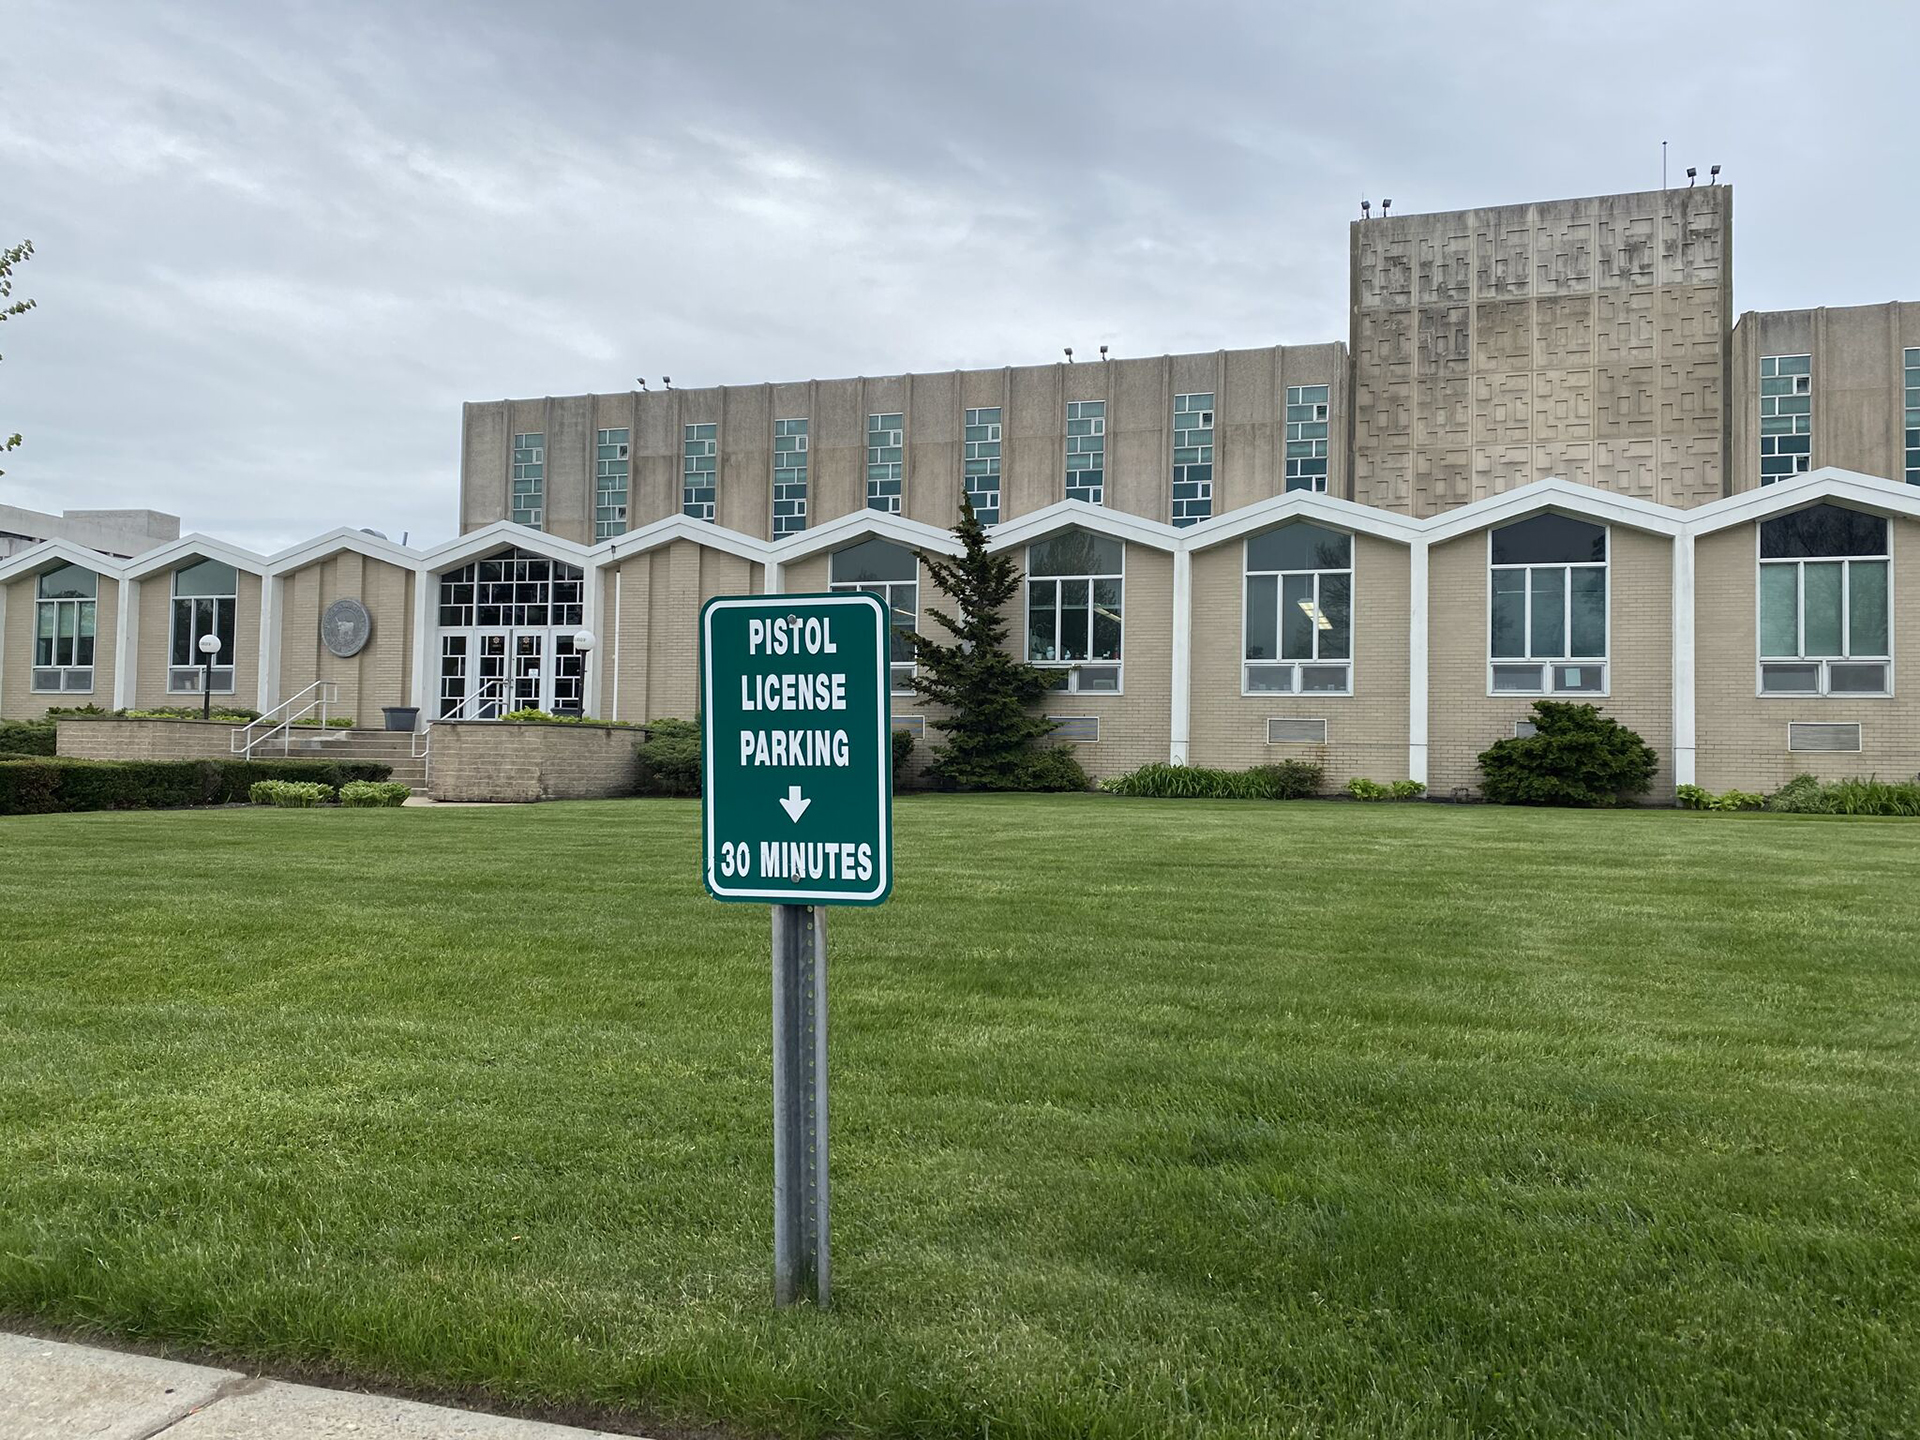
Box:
[0,1333,638,1438]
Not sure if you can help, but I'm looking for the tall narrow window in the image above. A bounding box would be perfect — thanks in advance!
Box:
[1285,384,1331,492]
[1759,354,1812,484]
[829,539,917,692]
[168,558,238,694]
[1066,400,1105,504]
[683,422,717,521]
[964,407,1001,523]
[1904,347,1919,485]
[511,432,545,529]
[1487,514,1608,695]
[1172,392,1214,525]
[1758,503,1890,695]
[867,413,903,513]
[595,428,629,541]
[773,418,809,537]
[32,563,97,693]
[1026,530,1123,692]
[1243,524,1351,694]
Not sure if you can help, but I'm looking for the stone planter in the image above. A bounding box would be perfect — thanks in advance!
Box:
[381,706,420,733]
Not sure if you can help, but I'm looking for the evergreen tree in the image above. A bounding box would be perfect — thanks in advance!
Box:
[909,496,1078,789]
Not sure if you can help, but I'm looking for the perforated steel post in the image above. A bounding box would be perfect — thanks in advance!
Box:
[771,902,829,1307]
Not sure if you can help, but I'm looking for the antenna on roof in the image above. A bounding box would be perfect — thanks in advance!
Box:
[1662,139,1668,190]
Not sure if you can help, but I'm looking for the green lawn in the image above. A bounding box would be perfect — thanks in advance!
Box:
[1,797,1916,1438]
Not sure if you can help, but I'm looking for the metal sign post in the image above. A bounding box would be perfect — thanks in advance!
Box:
[701,592,894,1308]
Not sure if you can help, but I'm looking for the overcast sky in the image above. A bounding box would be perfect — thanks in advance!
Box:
[3,0,1914,551]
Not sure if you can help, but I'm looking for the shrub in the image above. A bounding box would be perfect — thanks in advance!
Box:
[1390,780,1427,800]
[340,780,412,808]
[292,715,356,728]
[635,717,702,797]
[117,705,263,723]
[1767,773,1920,817]
[498,708,639,728]
[248,780,334,807]
[891,728,914,784]
[1679,784,1764,812]
[1011,745,1090,793]
[1103,761,1318,800]
[0,719,55,756]
[0,757,391,815]
[1477,701,1658,808]
[1346,778,1390,800]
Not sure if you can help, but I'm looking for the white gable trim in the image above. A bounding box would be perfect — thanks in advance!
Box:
[416,521,598,575]
[0,539,130,585]
[120,533,270,580]
[1686,468,1920,535]
[770,508,961,563]
[594,514,775,569]
[985,500,1183,554]
[1180,490,1424,551]
[266,526,421,576]
[1423,476,1684,543]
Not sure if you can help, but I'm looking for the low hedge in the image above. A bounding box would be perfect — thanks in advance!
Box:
[250,780,334,807]
[340,780,412,808]
[1103,760,1323,800]
[0,757,392,816]
[0,719,56,756]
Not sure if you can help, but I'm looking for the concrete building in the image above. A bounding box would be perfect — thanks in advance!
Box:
[0,501,179,560]
[4,183,1920,800]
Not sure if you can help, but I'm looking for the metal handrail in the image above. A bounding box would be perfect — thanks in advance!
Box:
[412,677,509,762]
[231,680,342,757]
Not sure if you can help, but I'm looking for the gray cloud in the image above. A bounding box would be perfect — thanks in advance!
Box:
[2,0,1914,550]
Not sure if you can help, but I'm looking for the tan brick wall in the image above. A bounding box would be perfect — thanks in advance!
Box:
[1188,532,1410,788]
[1428,523,1675,799]
[1694,515,1920,790]
[277,554,416,725]
[604,542,763,723]
[428,720,639,801]
[133,568,261,710]
[1,572,119,719]
[56,717,236,760]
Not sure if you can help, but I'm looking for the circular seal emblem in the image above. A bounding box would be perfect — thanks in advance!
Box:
[321,598,373,658]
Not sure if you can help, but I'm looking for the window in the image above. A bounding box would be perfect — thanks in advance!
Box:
[867,413,903,513]
[773,418,809,538]
[1758,503,1890,695]
[1487,514,1607,695]
[1759,354,1812,484]
[829,539,917,692]
[1172,392,1213,525]
[32,563,97,693]
[1243,523,1352,694]
[964,407,1001,524]
[1285,384,1331,492]
[1904,347,1919,485]
[1066,400,1105,504]
[1026,530,1123,692]
[168,558,238,694]
[594,428,629,541]
[437,547,585,628]
[511,432,545,528]
[683,422,717,521]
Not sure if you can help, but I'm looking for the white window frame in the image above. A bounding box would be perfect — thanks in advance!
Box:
[594,427,630,541]
[511,431,545,529]
[1025,534,1125,694]
[828,542,918,696]
[167,561,239,695]
[1753,517,1894,699]
[772,417,809,538]
[964,407,1001,523]
[1284,384,1331,493]
[1241,529,1354,697]
[1485,521,1610,697]
[1065,400,1106,505]
[866,412,904,514]
[31,567,98,694]
[682,422,718,522]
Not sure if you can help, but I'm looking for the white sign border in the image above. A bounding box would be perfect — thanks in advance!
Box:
[700,590,894,904]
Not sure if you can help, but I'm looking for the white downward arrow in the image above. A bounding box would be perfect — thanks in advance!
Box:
[778,785,812,822]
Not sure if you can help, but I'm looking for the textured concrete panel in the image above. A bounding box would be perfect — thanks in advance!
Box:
[1414,377,1469,445]
[1533,369,1593,442]
[1595,290,1657,365]
[1596,365,1658,436]
[1472,372,1531,445]
[1533,295,1595,367]
[1471,444,1535,498]
[1595,437,1659,498]
[1473,299,1533,371]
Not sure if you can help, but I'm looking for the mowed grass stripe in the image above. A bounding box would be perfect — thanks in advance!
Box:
[0,796,1915,1437]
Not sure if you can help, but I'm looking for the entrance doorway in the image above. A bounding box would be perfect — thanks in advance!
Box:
[435,548,587,718]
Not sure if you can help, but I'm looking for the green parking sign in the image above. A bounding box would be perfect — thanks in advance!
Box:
[700,592,894,905]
